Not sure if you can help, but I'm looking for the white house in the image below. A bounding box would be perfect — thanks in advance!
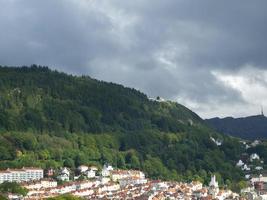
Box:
[255,166,263,170]
[57,173,69,181]
[245,174,251,179]
[191,181,203,191]
[236,160,244,167]
[57,167,70,181]
[77,166,98,179]
[242,164,251,171]
[101,164,113,177]
[76,180,94,190]
[250,153,260,161]
[210,137,222,146]
[85,169,97,179]
[78,165,89,173]
[251,140,260,147]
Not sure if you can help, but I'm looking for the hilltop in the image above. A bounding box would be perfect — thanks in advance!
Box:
[0,65,245,189]
[0,65,202,133]
[206,115,267,140]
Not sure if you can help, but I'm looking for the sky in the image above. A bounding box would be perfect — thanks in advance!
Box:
[0,0,267,118]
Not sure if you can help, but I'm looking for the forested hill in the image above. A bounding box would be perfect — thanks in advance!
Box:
[0,65,202,133]
[0,66,246,190]
[206,115,267,140]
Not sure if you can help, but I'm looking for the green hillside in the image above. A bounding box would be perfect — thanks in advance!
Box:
[0,65,245,189]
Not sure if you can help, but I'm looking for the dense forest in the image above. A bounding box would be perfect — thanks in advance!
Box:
[0,65,246,190]
[206,115,267,140]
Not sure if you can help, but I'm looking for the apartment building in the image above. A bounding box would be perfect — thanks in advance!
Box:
[0,167,43,183]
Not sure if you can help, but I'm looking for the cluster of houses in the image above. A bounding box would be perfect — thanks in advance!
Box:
[235,140,267,199]
[240,174,267,200]
[0,164,240,200]
[236,140,265,181]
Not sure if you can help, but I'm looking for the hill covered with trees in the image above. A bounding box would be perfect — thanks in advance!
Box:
[206,115,267,140]
[0,65,246,189]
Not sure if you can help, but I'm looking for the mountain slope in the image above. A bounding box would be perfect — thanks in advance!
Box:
[0,65,245,188]
[0,65,202,133]
[206,115,267,140]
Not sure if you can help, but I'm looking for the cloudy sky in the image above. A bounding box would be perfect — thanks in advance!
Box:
[1,0,267,118]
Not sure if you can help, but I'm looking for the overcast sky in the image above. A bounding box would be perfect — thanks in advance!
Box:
[1,0,267,118]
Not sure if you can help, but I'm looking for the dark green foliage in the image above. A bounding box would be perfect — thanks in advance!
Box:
[0,66,245,188]
[0,194,8,200]
[0,65,201,133]
[206,115,267,139]
[47,194,83,200]
[0,182,28,196]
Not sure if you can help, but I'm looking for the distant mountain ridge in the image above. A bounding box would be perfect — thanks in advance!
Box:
[206,114,267,139]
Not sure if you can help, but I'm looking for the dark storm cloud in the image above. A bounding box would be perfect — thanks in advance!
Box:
[0,0,266,117]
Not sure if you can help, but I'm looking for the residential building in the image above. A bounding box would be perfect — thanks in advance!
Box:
[57,167,70,181]
[0,167,43,183]
[250,153,260,161]
[78,165,89,173]
[101,164,113,177]
[22,179,57,190]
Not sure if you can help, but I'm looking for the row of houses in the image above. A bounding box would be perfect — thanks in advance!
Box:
[23,173,236,200]
[0,164,143,184]
[0,165,239,199]
[23,166,148,199]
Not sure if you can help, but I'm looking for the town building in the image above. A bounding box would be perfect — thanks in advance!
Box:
[0,167,43,183]
[236,159,244,167]
[21,178,57,190]
[57,167,70,181]
[77,165,89,173]
[101,164,113,177]
[208,175,219,197]
[45,168,54,177]
[85,168,97,179]
[250,153,260,161]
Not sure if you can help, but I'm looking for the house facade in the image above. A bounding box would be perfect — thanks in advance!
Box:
[0,167,43,183]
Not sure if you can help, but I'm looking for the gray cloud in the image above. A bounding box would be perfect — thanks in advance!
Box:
[0,0,267,118]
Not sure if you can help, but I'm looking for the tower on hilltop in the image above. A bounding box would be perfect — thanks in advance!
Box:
[261,105,264,116]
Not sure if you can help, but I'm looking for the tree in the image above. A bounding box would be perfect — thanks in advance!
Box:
[63,158,75,168]
[0,182,28,196]
[47,194,83,200]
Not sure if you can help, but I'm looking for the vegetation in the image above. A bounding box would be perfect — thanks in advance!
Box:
[0,182,28,196]
[0,194,8,200]
[47,194,83,200]
[0,65,246,189]
[206,115,267,139]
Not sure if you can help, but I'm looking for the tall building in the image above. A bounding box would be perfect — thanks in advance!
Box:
[0,167,43,183]
[209,175,219,197]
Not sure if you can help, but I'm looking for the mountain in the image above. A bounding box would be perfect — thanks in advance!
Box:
[0,65,245,189]
[0,65,202,133]
[206,115,267,140]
